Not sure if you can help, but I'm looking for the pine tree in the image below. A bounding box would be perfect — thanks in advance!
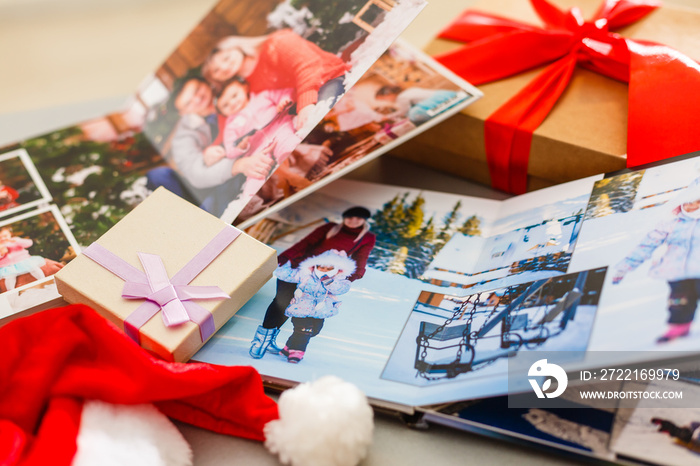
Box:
[367,192,404,271]
[585,171,644,220]
[401,193,425,240]
[418,216,436,244]
[387,246,408,275]
[459,214,481,236]
[436,200,462,246]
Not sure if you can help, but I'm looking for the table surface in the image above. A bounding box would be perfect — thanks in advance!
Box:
[2,0,699,464]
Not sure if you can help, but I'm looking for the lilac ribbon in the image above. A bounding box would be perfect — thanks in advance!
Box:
[82,227,241,343]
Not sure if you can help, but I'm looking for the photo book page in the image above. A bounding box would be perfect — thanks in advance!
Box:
[194,151,700,409]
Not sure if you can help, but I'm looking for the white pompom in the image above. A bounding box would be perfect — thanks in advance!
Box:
[264,376,374,466]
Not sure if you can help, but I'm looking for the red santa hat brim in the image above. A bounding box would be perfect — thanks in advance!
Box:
[0,305,278,465]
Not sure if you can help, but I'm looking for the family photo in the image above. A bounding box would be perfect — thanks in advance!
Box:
[233,41,479,225]
[137,0,426,223]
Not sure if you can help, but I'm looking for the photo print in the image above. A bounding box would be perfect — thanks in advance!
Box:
[0,149,52,219]
[381,268,605,387]
[136,0,427,223]
[0,205,80,316]
[570,156,700,351]
[234,40,481,226]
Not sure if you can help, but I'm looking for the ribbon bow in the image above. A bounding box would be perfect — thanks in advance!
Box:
[436,0,700,194]
[83,227,240,343]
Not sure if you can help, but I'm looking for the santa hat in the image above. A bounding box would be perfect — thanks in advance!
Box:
[0,305,373,466]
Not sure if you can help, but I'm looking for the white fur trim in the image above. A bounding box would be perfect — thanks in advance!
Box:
[264,376,374,466]
[72,401,193,466]
[298,251,356,279]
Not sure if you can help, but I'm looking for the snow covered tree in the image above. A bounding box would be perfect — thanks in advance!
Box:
[418,216,436,244]
[435,200,462,247]
[401,193,425,241]
[458,214,481,237]
[369,193,469,279]
[268,0,383,53]
[585,172,644,220]
[387,246,408,275]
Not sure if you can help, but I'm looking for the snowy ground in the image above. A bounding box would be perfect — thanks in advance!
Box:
[382,302,597,388]
[612,380,700,465]
[195,257,600,406]
[195,266,431,406]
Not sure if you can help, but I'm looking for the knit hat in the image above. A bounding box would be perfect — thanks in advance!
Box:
[342,206,371,219]
[0,305,373,466]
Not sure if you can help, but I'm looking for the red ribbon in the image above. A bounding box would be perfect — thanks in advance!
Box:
[435,0,700,194]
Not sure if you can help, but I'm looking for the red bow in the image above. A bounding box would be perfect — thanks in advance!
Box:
[435,0,700,194]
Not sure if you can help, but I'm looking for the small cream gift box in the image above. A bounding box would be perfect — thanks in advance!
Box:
[55,187,277,362]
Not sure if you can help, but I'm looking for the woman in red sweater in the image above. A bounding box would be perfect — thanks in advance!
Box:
[202,29,349,131]
[250,206,376,359]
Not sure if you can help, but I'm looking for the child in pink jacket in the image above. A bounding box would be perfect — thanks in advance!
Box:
[0,227,45,290]
[203,77,302,218]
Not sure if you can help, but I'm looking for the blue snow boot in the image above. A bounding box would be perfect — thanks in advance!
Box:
[267,329,282,354]
[249,325,281,359]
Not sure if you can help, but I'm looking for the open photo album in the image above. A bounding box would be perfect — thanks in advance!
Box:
[191,150,700,463]
[0,0,481,320]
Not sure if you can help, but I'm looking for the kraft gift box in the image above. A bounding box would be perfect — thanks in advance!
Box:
[55,187,277,362]
[390,0,700,192]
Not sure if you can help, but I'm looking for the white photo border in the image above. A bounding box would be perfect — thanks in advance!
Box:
[0,148,53,220]
[0,204,81,297]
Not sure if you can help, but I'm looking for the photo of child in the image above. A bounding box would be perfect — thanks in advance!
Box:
[0,226,46,291]
[249,205,376,361]
[610,379,700,465]
[137,0,427,224]
[612,181,700,343]
[214,78,303,219]
[231,42,480,226]
[274,250,356,363]
[0,205,78,295]
[0,184,19,212]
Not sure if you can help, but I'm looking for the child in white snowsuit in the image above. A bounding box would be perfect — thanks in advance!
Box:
[613,183,700,343]
[273,250,356,363]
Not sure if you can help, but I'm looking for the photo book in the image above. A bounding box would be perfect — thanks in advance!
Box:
[191,150,700,464]
[0,0,482,321]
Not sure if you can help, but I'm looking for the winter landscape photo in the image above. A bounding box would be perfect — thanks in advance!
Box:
[611,379,700,465]
[194,178,504,405]
[420,176,602,294]
[382,268,606,387]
